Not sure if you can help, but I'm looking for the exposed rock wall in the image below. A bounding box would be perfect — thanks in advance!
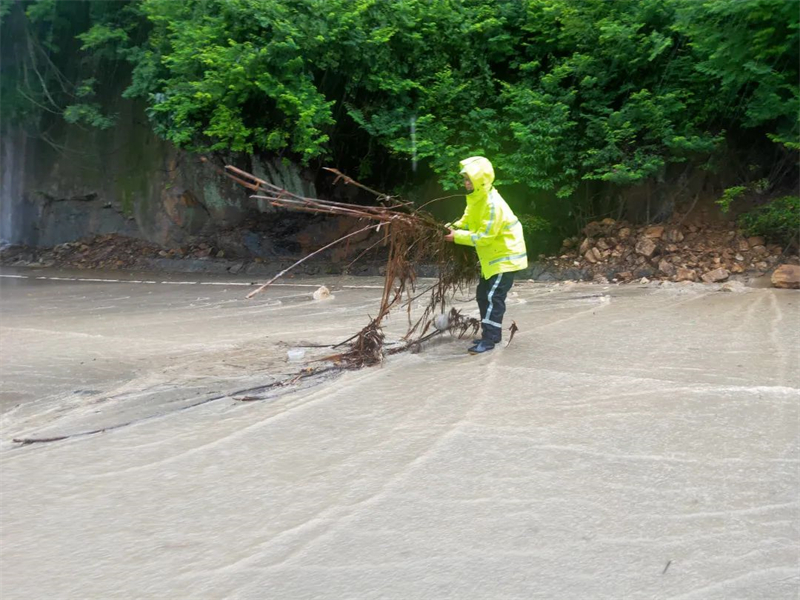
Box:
[0,97,315,248]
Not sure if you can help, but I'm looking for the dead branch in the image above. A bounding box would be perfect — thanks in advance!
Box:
[224,164,479,367]
[507,321,519,347]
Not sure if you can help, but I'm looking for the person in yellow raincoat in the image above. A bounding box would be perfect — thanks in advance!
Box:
[445,156,527,354]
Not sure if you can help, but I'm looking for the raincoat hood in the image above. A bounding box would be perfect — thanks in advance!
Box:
[459,156,495,203]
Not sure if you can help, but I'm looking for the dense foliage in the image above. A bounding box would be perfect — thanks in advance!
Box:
[739,196,800,248]
[2,0,798,223]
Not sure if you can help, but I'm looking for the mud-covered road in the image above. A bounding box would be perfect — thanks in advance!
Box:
[1,269,798,598]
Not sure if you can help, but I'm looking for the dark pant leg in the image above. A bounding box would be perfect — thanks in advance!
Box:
[481,272,515,344]
[476,277,489,321]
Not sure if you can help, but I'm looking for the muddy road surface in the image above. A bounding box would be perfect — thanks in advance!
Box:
[1,269,798,598]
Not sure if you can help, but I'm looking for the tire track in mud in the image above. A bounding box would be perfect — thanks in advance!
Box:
[15,282,764,454]
[174,359,438,573]
[1,274,389,445]
[664,566,799,600]
[728,289,768,336]
[72,355,435,474]
[519,284,711,333]
[766,290,792,385]
[76,365,385,475]
[5,366,341,447]
[511,363,799,398]
[207,353,501,574]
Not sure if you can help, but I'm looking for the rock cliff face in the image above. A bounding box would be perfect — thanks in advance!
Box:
[0,95,315,249]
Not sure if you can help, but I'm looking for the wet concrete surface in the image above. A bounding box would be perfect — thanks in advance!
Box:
[1,267,798,598]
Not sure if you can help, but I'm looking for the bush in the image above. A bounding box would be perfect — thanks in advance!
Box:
[738,196,800,248]
[715,186,747,214]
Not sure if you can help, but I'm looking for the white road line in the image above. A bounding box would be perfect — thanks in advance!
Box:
[0,273,385,289]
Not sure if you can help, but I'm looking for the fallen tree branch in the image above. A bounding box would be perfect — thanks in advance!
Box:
[224,164,479,367]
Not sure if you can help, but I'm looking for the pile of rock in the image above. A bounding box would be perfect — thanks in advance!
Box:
[0,227,383,275]
[1,234,167,270]
[550,217,794,284]
[0,233,278,270]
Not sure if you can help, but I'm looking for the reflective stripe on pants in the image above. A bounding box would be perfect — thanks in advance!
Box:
[476,271,515,343]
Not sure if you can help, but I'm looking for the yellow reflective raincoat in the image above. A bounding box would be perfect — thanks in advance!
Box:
[451,156,528,279]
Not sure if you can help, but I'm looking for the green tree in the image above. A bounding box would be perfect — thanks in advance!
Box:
[3,0,797,229]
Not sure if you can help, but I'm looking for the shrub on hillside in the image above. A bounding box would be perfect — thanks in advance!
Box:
[738,196,799,248]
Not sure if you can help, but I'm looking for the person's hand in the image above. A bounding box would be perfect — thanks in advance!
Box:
[444,228,455,243]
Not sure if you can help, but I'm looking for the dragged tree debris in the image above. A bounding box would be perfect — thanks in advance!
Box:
[224,165,498,368]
